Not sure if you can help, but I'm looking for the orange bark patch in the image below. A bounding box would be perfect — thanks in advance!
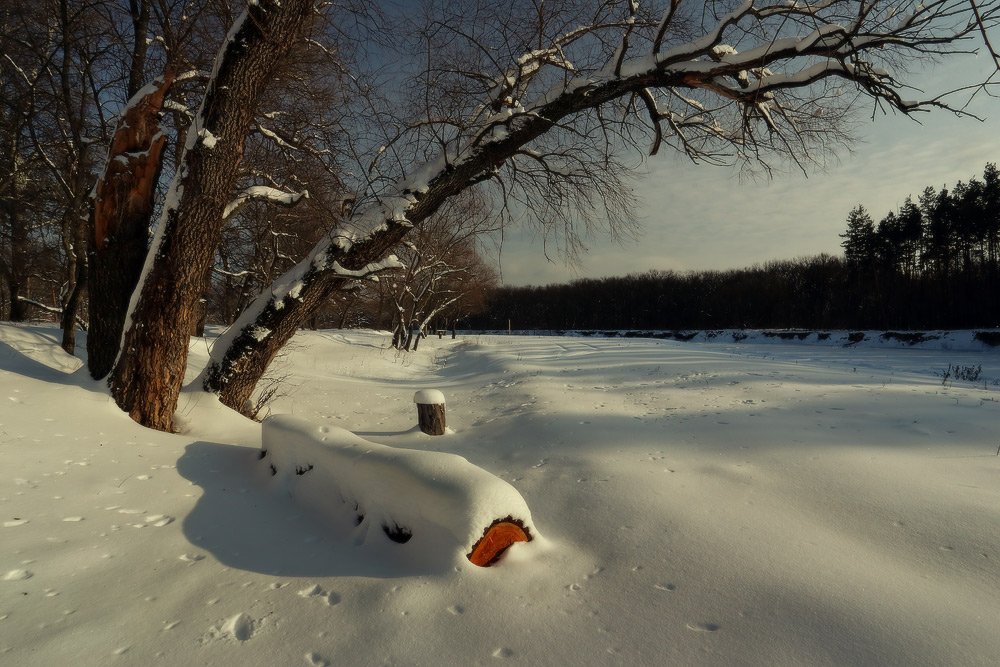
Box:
[92,72,174,249]
[467,517,531,567]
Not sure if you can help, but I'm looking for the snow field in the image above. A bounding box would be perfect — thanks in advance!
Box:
[1,324,999,665]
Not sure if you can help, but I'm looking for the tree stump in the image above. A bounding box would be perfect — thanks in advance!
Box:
[414,389,446,435]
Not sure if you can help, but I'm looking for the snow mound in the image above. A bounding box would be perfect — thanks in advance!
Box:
[261,415,536,566]
[0,324,83,374]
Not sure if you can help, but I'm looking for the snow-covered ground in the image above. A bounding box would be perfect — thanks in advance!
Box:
[2,324,999,665]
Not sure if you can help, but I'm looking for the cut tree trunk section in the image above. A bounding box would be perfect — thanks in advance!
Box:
[467,518,532,567]
[414,389,446,436]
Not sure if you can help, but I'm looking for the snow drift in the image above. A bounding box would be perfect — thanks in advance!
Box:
[260,415,537,567]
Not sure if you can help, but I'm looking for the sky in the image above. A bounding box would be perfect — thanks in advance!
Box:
[494,53,1000,286]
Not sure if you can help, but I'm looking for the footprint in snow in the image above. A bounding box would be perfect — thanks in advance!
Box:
[298,584,324,598]
[204,612,258,643]
[686,622,720,632]
[144,515,174,527]
[305,652,331,667]
[298,584,340,605]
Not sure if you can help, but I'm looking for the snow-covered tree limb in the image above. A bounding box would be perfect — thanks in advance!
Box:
[222,185,309,220]
[197,0,1000,410]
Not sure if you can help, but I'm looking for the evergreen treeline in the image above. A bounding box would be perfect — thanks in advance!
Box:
[469,164,1000,331]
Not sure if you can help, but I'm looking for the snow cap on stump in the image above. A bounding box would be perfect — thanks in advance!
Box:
[413,389,445,405]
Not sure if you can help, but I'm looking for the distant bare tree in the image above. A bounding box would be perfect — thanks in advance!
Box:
[387,192,500,350]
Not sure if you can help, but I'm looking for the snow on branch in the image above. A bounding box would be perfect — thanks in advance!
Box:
[222,185,309,220]
[330,255,405,279]
[17,297,88,330]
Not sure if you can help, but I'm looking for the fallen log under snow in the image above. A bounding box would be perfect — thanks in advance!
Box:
[260,415,536,567]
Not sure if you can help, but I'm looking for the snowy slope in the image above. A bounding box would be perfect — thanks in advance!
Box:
[2,323,999,665]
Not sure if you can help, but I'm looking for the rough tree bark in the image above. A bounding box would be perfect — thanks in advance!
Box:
[87,74,174,379]
[110,0,317,431]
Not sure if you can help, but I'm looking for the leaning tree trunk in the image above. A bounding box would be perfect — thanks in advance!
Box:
[110,0,317,431]
[203,224,414,412]
[200,55,684,409]
[87,74,174,379]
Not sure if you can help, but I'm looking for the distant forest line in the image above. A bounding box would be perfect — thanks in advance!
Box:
[468,164,1000,331]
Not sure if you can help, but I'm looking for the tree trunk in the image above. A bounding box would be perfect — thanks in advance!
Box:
[59,240,87,354]
[111,0,317,431]
[208,273,349,413]
[87,74,174,379]
[3,150,28,322]
[416,402,446,436]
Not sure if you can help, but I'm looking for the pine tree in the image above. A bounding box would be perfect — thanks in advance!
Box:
[840,205,876,269]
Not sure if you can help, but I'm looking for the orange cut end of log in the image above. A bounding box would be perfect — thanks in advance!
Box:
[467,519,531,567]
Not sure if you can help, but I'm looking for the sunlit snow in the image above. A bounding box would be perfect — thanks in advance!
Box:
[1,324,998,664]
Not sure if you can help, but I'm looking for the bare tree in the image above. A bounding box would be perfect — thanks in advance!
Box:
[386,193,500,350]
[107,0,322,430]
[1,0,119,350]
[198,0,1000,418]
